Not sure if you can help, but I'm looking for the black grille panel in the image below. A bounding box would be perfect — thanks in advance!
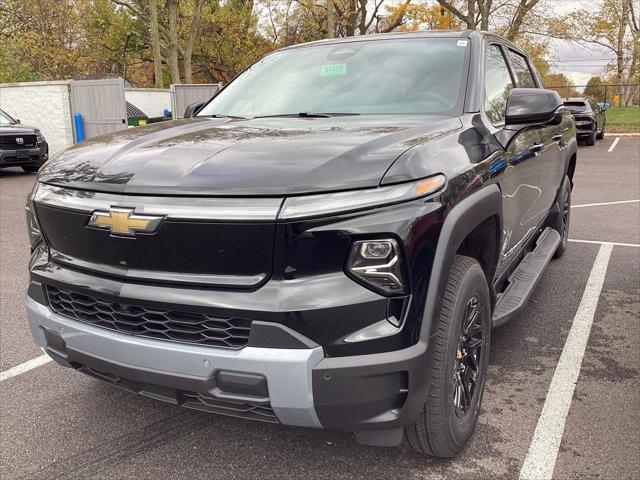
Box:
[182,392,278,423]
[0,134,37,149]
[46,286,252,348]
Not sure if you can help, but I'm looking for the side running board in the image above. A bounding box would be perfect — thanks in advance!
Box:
[492,227,561,327]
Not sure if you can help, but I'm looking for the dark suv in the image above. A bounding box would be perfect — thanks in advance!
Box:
[0,109,49,173]
[25,31,576,457]
[563,97,606,146]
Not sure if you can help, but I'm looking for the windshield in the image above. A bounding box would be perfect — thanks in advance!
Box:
[564,102,589,113]
[0,110,16,125]
[197,38,469,118]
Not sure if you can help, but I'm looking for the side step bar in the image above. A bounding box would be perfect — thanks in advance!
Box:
[492,227,561,327]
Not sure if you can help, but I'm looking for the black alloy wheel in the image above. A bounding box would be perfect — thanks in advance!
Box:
[553,175,571,258]
[453,296,484,417]
[404,255,491,458]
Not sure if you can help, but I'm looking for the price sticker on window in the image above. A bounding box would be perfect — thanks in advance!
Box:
[321,64,348,77]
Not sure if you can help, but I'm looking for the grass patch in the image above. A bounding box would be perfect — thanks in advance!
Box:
[606,106,640,133]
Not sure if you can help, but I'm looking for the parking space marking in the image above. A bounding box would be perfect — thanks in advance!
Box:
[0,354,51,382]
[518,243,613,480]
[569,238,640,248]
[608,137,620,152]
[571,199,639,209]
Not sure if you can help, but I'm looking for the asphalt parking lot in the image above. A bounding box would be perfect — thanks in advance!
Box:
[1,137,638,480]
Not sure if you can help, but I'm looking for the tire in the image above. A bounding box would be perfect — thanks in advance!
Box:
[21,165,40,173]
[404,255,491,458]
[596,126,605,140]
[553,175,571,259]
[585,127,596,146]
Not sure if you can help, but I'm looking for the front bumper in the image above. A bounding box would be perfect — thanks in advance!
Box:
[26,293,431,445]
[0,142,48,167]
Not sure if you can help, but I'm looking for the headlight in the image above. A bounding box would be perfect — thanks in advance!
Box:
[347,238,407,296]
[36,132,45,143]
[279,174,446,220]
[25,184,42,249]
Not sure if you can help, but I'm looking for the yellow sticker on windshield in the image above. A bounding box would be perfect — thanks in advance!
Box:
[321,64,347,77]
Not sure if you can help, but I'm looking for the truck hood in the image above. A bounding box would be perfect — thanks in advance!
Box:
[0,124,39,135]
[39,115,461,196]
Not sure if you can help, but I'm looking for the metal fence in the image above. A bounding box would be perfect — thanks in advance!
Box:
[545,84,639,107]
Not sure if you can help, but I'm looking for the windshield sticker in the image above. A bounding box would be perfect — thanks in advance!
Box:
[457,40,468,47]
[321,63,348,77]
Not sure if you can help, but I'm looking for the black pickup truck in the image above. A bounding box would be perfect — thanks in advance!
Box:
[25,31,576,457]
[0,109,48,173]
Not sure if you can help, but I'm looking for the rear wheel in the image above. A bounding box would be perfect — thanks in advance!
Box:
[596,125,605,140]
[585,126,596,146]
[553,175,571,258]
[404,255,491,458]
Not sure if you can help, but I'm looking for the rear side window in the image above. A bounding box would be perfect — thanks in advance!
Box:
[484,44,514,125]
[507,50,537,88]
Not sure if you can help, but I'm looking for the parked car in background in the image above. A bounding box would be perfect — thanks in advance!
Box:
[25,31,576,458]
[0,109,49,173]
[563,97,606,146]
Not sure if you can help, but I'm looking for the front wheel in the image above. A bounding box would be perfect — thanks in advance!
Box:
[404,255,491,458]
[21,165,40,173]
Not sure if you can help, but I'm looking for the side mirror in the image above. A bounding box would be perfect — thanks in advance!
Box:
[15,119,21,124]
[183,102,206,119]
[504,88,562,127]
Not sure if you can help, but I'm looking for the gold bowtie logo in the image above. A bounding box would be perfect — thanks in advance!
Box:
[88,208,163,236]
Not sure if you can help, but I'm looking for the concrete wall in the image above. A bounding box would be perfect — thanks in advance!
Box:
[125,88,171,118]
[0,81,74,156]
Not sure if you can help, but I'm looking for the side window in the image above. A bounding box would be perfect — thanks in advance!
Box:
[484,44,514,125]
[507,50,537,88]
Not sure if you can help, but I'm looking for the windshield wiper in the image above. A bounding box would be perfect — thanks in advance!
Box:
[252,112,361,119]
[198,113,248,120]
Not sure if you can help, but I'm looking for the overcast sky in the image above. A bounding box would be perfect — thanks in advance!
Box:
[530,0,613,87]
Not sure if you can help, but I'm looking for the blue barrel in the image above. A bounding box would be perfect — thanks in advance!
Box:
[73,112,85,143]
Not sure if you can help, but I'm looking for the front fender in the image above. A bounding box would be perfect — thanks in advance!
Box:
[420,184,502,340]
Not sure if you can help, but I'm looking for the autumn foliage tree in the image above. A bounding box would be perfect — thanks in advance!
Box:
[0,0,637,101]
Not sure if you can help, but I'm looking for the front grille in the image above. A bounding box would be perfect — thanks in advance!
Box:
[46,286,252,348]
[182,392,278,423]
[0,134,37,149]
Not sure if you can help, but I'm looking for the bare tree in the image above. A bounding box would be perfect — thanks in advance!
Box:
[166,0,181,84]
[502,0,540,40]
[182,0,205,83]
[149,0,163,88]
[435,0,540,39]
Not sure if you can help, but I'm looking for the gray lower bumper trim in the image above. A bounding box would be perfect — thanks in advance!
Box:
[26,297,324,427]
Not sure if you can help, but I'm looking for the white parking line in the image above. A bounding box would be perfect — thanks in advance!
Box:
[608,137,620,152]
[569,238,640,248]
[0,354,52,382]
[518,243,613,480]
[571,199,639,209]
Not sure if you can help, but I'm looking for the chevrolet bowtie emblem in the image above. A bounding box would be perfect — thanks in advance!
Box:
[88,208,163,237]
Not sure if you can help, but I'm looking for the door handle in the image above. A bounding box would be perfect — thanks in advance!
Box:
[530,143,544,153]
